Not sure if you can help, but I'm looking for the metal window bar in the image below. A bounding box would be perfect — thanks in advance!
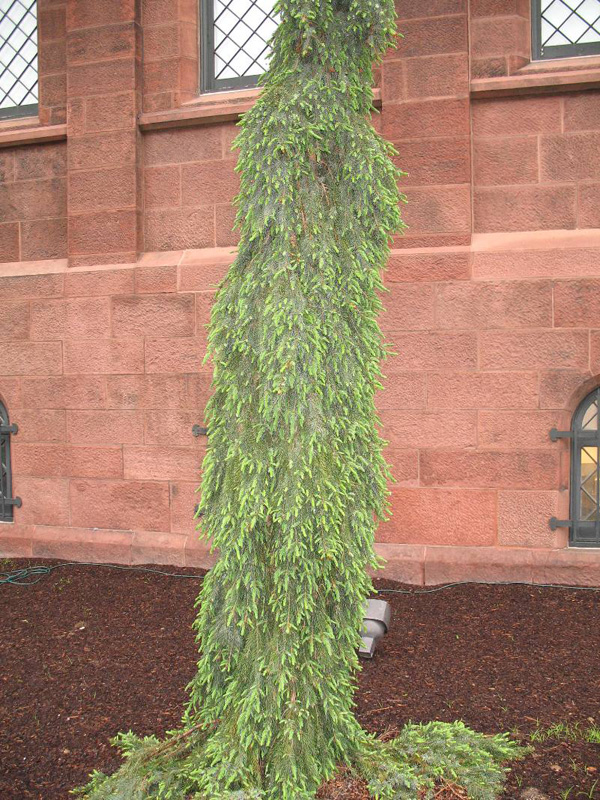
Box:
[200,0,278,92]
[0,401,21,522]
[532,0,600,60]
[570,387,600,547]
[0,0,39,120]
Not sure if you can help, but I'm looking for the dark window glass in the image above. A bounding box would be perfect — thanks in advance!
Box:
[200,0,278,92]
[532,0,600,60]
[570,387,600,546]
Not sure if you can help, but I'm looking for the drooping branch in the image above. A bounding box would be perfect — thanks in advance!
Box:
[75,1,524,797]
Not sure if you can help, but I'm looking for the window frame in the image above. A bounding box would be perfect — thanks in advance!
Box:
[532,0,600,60]
[570,387,600,548]
[0,0,39,121]
[0,102,38,122]
[0,400,21,523]
[199,0,272,93]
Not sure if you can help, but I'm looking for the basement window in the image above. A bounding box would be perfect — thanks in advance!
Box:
[570,387,600,547]
[200,0,279,92]
[532,0,600,60]
[0,400,20,522]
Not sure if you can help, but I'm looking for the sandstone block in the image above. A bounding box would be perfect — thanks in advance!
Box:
[382,487,497,545]
[70,478,170,531]
[111,294,195,337]
[421,449,559,489]
[67,410,144,444]
[123,445,203,481]
[106,374,188,409]
[21,376,106,409]
[479,330,588,370]
[64,338,144,374]
[498,490,560,547]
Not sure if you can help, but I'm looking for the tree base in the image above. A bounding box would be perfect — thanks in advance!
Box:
[73,721,525,800]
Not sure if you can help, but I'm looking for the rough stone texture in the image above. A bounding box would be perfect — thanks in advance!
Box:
[479,330,589,371]
[498,491,560,548]
[0,144,67,263]
[420,450,560,490]
[111,294,195,337]
[380,488,497,546]
[424,545,534,585]
[435,280,552,329]
[472,91,600,232]
[427,371,539,409]
[69,479,171,531]
[478,410,561,449]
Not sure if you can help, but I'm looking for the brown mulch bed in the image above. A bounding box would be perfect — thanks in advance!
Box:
[0,558,599,799]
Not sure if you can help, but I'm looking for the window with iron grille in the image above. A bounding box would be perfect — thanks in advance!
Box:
[570,388,600,547]
[532,0,600,59]
[200,0,279,92]
[0,400,20,523]
[0,0,38,120]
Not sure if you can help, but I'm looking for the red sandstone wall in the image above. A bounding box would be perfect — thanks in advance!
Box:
[143,125,240,251]
[39,0,67,126]
[376,246,596,551]
[0,143,67,262]
[0,253,215,565]
[470,0,529,78]
[2,239,600,582]
[382,2,472,248]
[473,92,600,232]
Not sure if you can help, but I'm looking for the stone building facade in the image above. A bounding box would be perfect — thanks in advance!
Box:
[1,0,600,584]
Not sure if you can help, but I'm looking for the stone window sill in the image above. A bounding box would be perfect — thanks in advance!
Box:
[471,58,600,98]
[139,87,383,131]
[0,120,67,149]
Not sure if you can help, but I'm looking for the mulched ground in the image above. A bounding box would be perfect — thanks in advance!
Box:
[0,558,599,799]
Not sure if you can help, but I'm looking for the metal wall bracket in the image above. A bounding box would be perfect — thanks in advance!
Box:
[549,517,572,531]
[549,428,572,442]
[192,425,208,437]
[5,497,22,508]
[0,423,18,435]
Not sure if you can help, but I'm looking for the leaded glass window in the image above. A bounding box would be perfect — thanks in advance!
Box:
[570,388,600,547]
[200,0,279,92]
[532,0,600,59]
[0,0,38,120]
[0,400,20,522]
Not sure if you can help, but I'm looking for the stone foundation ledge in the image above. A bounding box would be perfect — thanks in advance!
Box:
[376,543,600,588]
[1,526,599,588]
[0,524,217,570]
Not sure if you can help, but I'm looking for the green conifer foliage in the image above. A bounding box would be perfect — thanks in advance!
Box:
[75,1,523,797]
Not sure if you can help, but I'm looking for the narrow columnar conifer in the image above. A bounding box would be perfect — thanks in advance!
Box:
[76,1,523,797]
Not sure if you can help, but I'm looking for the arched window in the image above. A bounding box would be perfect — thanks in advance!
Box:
[0,400,20,522]
[570,388,600,547]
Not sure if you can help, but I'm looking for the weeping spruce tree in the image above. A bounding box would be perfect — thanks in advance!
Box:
[77,1,522,797]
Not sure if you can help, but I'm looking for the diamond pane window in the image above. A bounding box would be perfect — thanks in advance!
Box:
[200,0,279,92]
[570,388,600,546]
[0,400,20,523]
[0,0,38,120]
[532,0,600,59]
